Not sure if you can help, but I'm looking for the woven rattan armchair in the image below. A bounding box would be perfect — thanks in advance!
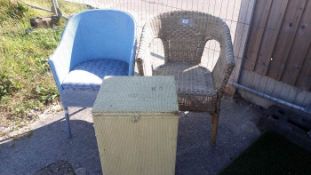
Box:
[136,11,235,144]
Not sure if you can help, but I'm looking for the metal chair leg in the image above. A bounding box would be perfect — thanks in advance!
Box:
[64,107,72,138]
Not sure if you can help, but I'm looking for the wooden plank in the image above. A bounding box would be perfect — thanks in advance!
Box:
[226,0,256,94]
[243,0,273,71]
[295,44,311,90]
[239,69,254,88]
[240,70,311,108]
[265,76,276,95]
[254,0,288,75]
[268,0,307,80]
[294,89,311,108]
[234,0,255,59]
[251,70,262,91]
[281,0,311,85]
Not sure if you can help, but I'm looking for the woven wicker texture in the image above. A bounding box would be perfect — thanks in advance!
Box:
[62,59,129,91]
[153,63,215,96]
[92,76,178,113]
[60,59,129,107]
[137,11,235,113]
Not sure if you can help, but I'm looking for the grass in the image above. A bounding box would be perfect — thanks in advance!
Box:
[220,132,311,175]
[0,0,88,134]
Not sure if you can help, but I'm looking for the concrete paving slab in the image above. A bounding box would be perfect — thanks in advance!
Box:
[0,96,262,175]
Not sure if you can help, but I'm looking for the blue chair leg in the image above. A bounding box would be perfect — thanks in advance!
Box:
[64,107,72,138]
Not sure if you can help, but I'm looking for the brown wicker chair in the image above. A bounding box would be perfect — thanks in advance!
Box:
[136,11,235,144]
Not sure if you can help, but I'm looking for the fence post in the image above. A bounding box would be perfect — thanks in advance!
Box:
[51,0,60,16]
[226,0,257,95]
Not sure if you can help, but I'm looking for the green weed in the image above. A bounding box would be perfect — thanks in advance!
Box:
[0,72,17,100]
[0,0,87,132]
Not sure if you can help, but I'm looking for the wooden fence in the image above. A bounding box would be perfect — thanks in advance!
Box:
[237,0,311,110]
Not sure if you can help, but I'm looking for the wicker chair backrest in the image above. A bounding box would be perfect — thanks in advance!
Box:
[147,11,228,64]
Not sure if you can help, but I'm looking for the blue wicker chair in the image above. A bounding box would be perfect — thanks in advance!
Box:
[48,9,136,137]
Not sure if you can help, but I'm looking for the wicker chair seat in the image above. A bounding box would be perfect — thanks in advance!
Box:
[153,62,217,111]
[60,59,129,107]
[62,59,128,91]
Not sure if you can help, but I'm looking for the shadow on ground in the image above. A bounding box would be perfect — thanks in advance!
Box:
[0,96,262,175]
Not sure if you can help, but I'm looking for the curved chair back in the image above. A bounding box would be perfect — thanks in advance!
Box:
[147,11,230,65]
[64,10,136,71]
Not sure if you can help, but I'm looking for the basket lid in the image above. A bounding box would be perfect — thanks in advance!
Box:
[92,76,178,114]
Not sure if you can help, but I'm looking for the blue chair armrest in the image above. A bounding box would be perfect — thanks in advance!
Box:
[48,16,79,91]
[48,58,69,91]
[128,39,137,75]
[48,36,75,91]
[48,48,71,91]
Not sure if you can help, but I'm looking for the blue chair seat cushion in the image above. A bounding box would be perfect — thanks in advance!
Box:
[62,59,129,91]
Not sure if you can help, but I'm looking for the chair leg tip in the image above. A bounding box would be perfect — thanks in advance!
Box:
[211,138,216,145]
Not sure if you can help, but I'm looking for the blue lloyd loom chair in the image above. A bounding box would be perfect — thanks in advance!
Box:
[48,10,136,137]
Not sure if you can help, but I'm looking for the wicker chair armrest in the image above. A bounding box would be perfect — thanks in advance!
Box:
[136,25,156,76]
[212,23,235,96]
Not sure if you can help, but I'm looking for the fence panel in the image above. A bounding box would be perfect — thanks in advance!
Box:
[240,0,311,109]
[281,1,311,87]
[242,0,311,91]
[267,0,307,81]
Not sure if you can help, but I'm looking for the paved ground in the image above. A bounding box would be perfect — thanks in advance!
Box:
[0,96,262,175]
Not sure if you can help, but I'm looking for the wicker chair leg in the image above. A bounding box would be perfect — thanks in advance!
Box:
[211,112,219,144]
[64,107,72,138]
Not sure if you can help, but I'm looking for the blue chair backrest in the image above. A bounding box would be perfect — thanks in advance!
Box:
[65,10,136,70]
